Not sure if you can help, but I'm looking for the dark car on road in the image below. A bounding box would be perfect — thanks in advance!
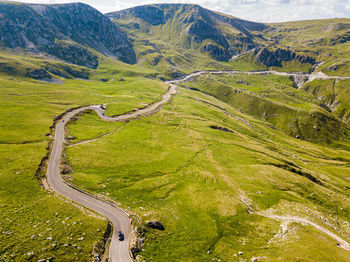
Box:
[118,231,124,241]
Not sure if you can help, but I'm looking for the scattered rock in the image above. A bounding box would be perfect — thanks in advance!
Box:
[238,251,244,255]
[93,253,100,262]
[61,164,73,174]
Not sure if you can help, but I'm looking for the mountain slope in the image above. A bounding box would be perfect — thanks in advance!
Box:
[107,4,266,61]
[0,2,136,67]
[263,19,350,73]
[107,4,321,77]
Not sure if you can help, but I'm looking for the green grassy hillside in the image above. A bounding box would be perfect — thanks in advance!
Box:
[303,79,350,124]
[264,18,350,75]
[66,82,350,262]
[179,73,349,145]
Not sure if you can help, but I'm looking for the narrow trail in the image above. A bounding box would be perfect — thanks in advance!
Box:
[261,213,350,251]
[238,195,350,251]
[45,68,350,262]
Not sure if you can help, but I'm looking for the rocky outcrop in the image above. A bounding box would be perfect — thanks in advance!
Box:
[329,31,350,45]
[254,47,316,67]
[0,2,136,66]
[0,63,16,75]
[202,44,234,61]
[41,42,98,69]
[26,69,51,80]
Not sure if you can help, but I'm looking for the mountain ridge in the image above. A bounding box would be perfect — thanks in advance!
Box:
[107,3,320,72]
[106,3,267,61]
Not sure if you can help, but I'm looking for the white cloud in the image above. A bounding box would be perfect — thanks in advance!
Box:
[4,0,350,22]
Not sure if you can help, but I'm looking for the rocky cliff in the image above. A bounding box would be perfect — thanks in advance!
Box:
[0,2,136,67]
[254,47,316,67]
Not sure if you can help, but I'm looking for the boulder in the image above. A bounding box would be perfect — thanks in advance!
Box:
[146,220,164,230]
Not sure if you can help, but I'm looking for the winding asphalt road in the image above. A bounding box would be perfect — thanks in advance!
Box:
[47,84,177,262]
[46,70,350,261]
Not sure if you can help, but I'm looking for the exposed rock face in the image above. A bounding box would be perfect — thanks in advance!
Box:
[202,45,233,61]
[0,3,60,49]
[329,31,350,45]
[32,3,136,64]
[0,63,17,75]
[107,4,266,61]
[0,2,136,67]
[254,47,316,67]
[146,220,165,230]
[41,42,98,69]
[26,69,51,80]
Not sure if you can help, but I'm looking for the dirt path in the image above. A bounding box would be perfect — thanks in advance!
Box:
[261,213,350,251]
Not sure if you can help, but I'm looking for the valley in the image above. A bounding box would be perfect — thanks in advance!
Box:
[0,2,350,262]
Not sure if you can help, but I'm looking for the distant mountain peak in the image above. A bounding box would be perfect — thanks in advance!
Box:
[107,4,267,61]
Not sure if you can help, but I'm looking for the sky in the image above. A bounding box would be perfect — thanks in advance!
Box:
[8,0,350,23]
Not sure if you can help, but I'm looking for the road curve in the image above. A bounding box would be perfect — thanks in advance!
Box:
[46,84,177,262]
